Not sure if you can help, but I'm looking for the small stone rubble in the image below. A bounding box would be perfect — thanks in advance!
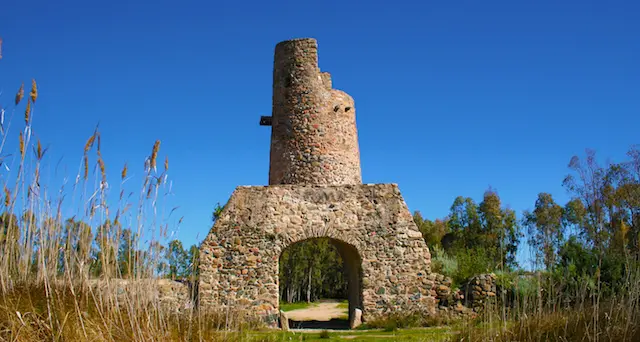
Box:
[461,273,498,310]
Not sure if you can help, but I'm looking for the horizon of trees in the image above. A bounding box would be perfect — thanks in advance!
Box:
[417,145,639,299]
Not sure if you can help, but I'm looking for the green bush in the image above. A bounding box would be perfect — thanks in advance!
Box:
[430,245,459,278]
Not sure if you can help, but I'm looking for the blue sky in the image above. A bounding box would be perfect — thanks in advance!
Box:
[1,0,639,266]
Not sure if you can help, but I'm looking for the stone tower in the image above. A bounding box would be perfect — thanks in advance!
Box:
[198,38,441,329]
[263,38,362,185]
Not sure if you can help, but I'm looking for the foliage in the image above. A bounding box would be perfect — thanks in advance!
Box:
[455,302,640,342]
[279,301,317,312]
[429,245,458,279]
[415,189,522,285]
[0,44,209,341]
[522,192,565,270]
[449,247,493,286]
[336,299,349,309]
[212,202,224,225]
[362,312,455,330]
[413,212,449,248]
[454,147,640,341]
[279,237,347,303]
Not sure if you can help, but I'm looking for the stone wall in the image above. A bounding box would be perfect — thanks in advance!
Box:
[461,273,497,310]
[269,38,362,186]
[198,183,435,325]
[422,273,474,318]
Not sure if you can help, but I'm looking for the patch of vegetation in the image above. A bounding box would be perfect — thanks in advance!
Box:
[279,301,318,312]
[455,304,640,342]
[359,312,455,330]
[279,238,347,304]
[429,245,459,278]
[244,327,454,341]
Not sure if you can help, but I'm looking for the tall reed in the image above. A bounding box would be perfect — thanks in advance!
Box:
[454,247,640,341]
[0,41,260,342]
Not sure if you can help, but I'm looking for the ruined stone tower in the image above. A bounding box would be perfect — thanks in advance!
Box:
[198,38,439,329]
[265,38,362,186]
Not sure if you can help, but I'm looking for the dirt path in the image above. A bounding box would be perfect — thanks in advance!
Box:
[285,300,348,321]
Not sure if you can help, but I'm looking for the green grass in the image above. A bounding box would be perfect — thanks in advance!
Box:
[279,301,318,312]
[239,327,454,341]
[336,300,349,310]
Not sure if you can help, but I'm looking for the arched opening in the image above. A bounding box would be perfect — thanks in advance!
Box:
[278,237,363,330]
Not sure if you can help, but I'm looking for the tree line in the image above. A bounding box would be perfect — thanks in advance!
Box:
[417,146,639,306]
[0,214,200,281]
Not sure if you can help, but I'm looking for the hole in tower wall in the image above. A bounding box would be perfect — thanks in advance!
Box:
[278,237,363,330]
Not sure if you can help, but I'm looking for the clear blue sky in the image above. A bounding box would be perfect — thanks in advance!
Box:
[2,0,639,266]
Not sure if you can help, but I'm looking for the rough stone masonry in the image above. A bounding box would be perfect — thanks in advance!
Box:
[198,38,444,328]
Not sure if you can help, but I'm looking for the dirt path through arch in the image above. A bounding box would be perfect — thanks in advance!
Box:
[285,300,348,321]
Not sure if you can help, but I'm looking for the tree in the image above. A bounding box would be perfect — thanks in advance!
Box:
[478,189,520,269]
[118,228,135,278]
[279,238,346,303]
[0,213,21,277]
[166,239,189,280]
[60,217,93,278]
[186,244,200,280]
[523,193,565,270]
[562,149,609,252]
[441,190,521,274]
[90,219,120,277]
[413,211,449,248]
[554,146,640,301]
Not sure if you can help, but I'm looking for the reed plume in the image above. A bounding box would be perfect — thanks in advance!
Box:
[150,140,160,171]
[83,155,89,180]
[121,163,128,180]
[24,99,31,126]
[4,186,10,207]
[15,82,24,105]
[98,156,106,183]
[30,79,38,103]
[84,134,96,154]
[19,132,24,159]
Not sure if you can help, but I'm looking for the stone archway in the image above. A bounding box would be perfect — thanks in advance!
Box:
[198,184,438,327]
[278,236,363,328]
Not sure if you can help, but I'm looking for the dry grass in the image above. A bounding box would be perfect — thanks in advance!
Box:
[456,303,640,342]
[0,49,271,341]
[0,282,266,341]
[453,266,640,342]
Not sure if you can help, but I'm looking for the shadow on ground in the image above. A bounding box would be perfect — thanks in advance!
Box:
[288,318,350,330]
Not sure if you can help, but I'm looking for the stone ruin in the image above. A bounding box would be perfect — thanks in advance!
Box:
[198,38,460,328]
